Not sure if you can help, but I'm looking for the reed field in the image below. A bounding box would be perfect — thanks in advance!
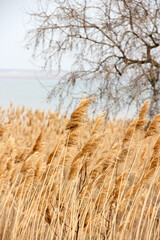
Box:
[0,97,160,239]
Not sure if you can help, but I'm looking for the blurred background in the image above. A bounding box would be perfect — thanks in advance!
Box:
[1,0,159,119]
[0,0,68,113]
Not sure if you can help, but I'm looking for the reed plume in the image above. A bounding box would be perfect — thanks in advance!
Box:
[122,118,138,145]
[65,96,94,147]
[145,114,160,138]
[0,123,10,137]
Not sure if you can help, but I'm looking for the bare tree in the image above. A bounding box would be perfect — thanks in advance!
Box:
[26,0,160,117]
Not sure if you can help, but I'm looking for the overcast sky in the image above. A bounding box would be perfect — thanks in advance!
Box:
[0,0,50,71]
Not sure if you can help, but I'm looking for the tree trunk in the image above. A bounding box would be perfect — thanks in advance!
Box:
[149,88,160,118]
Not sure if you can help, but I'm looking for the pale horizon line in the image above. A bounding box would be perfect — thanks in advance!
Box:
[0,68,68,79]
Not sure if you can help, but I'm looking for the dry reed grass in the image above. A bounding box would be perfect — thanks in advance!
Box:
[0,99,160,239]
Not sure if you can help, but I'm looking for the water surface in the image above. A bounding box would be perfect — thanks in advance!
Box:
[0,78,59,112]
